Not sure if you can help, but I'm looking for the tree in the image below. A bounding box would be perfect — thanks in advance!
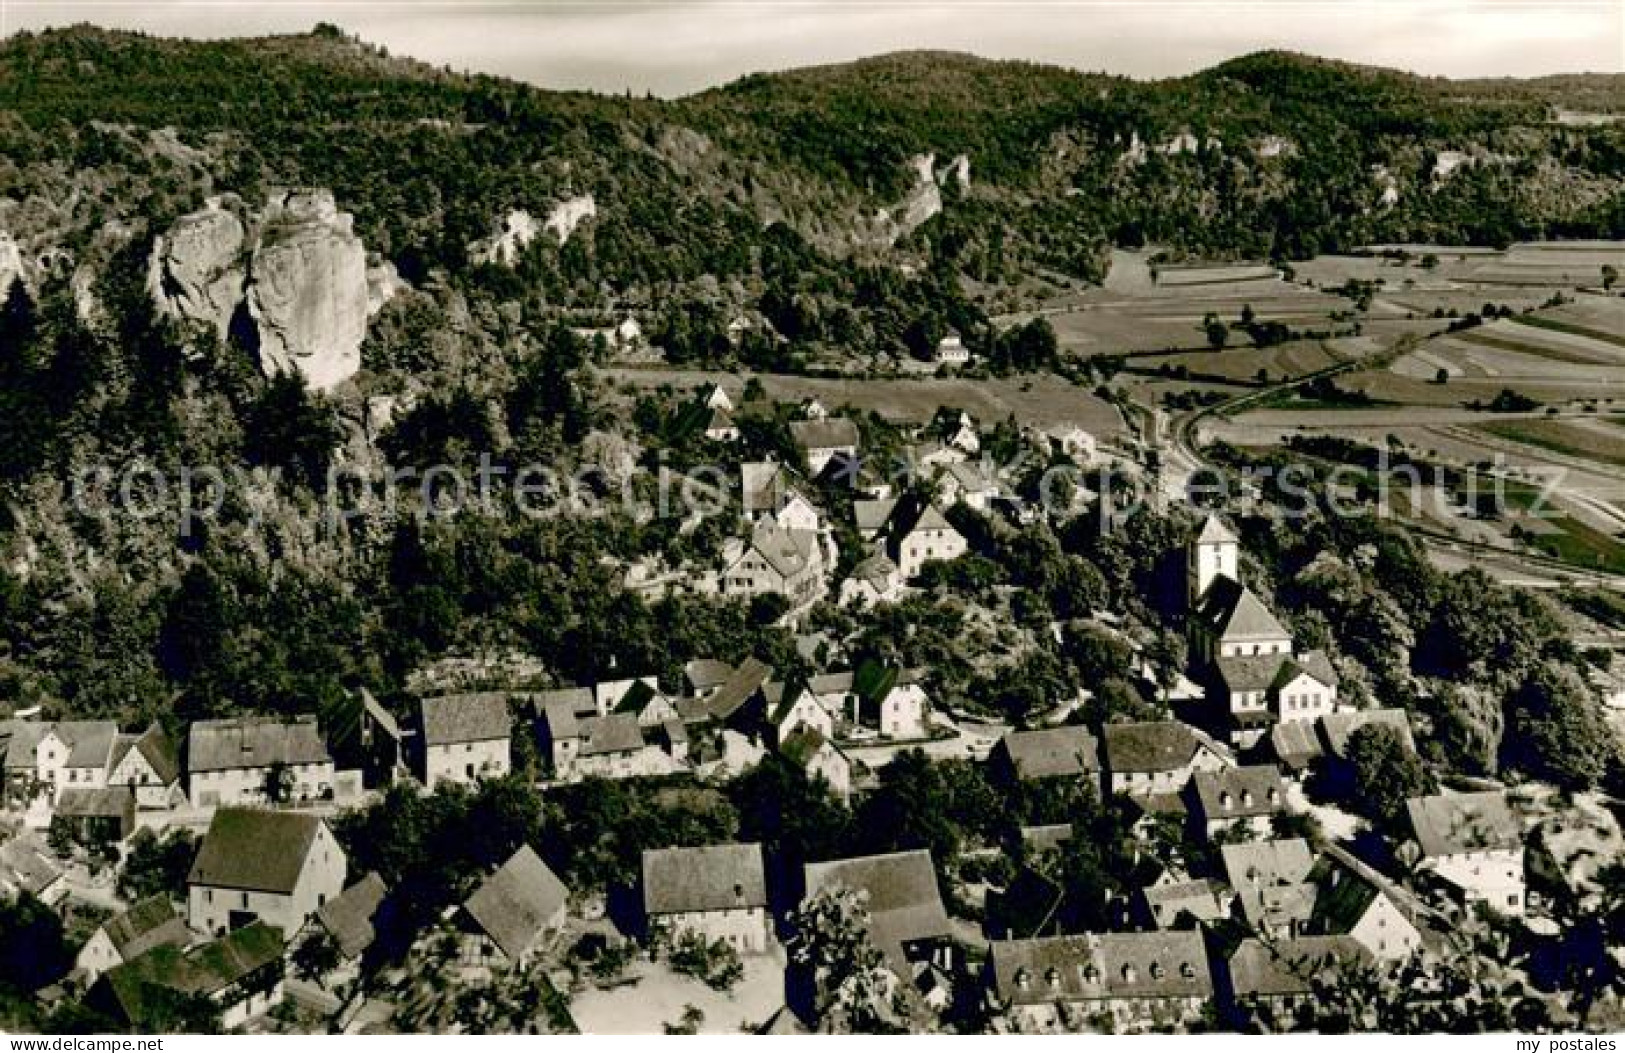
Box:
[290,930,343,982]
[1204,314,1229,350]
[667,931,744,991]
[262,761,295,805]
[118,828,198,902]
[1434,367,1449,385]
[0,893,73,997]
[1603,264,1618,291]
[786,888,904,1033]
[1502,662,1616,790]
[241,372,342,490]
[1340,723,1436,827]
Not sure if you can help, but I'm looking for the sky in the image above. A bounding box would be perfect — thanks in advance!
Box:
[3,1,1622,96]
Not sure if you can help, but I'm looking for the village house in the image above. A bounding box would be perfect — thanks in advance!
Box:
[779,729,854,801]
[805,668,932,741]
[76,895,192,984]
[544,705,678,782]
[106,725,183,809]
[937,460,1002,512]
[698,382,732,411]
[1309,852,1425,961]
[351,688,409,787]
[854,498,899,543]
[803,849,951,974]
[1042,424,1097,464]
[187,808,347,938]
[840,553,905,608]
[598,677,678,728]
[52,786,137,846]
[934,330,971,366]
[642,843,770,953]
[884,498,969,580]
[1405,791,1526,916]
[418,692,513,790]
[741,461,793,524]
[703,406,740,442]
[764,680,836,744]
[992,726,1101,786]
[94,922,287,1031]
[989,930,1214,1033]
[2,720,121,803]
[1320,708,1416,759]
[576,713,674,779]
[1189,765,1288,839]
[933,410,981,455]
[1137,878,1230,931]
[789,417,860,475]
[703,657,776,730]
[1220,935,1371,1025]
[719,520,829,613]
[294,871,388,992]
[1214,648,1339,735]
[456,845,570,972]
[1221,839,1317,938]
[186,716,335,809]
[1101,720,1232,798]
[0,835,66,904]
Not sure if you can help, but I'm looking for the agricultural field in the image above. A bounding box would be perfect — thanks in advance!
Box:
[1476,417,1625,469]
[1356,293,1625,406]
[1125,335,1371,386]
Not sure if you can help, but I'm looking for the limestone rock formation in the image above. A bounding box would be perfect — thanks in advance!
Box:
[874,154,944,245]
[469,210,540,268]
[247,189,368,391]
[366,258,409,316]
[0,231,26,300]
[470,195,597,266]
[543,194,596,245]
[147,200,247,340]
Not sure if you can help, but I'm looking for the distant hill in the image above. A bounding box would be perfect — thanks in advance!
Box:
[2,26,1623,282]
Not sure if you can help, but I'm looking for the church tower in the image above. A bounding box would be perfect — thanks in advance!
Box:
[1188,515,1239,606]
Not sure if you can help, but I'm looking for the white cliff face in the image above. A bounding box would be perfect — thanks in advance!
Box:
[469,209,540,267]
[247,190,368,392]
[366,258,409,316]
[145,190,372,389]
[470,194,598,266]
[0,231,23,300]
[544,194,596,245]
[147,202,247,340]
[897,153,943,231]
[875,154,943,245]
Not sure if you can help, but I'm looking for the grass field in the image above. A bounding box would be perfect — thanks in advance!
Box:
[1476,417,1625,469]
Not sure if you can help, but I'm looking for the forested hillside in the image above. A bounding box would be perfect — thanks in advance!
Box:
[0,23,1623,747]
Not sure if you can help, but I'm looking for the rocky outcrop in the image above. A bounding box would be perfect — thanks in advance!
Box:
[366,258,408,316]
[469,209,540,267]
[247,189,368,391]
[0,231,23,300]
[147,190,370,390]
[147,200,247,340]
[543,194,596,245]
[874,154,944,246]
[0,242,21,284]
[938,154,971,190]
[470,194,598,266]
